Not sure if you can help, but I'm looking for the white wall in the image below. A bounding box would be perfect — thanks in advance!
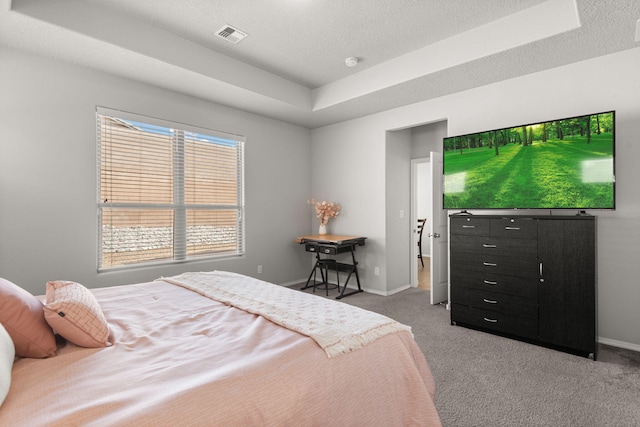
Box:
[411,121,448,159]
[310,117,389,293]
[385,129,412,291]
[311,47,640,349]
[0,47,312,295]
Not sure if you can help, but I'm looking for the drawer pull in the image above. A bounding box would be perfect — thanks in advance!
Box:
[505,226,521,230]
[462,225,475,228]
[324,249,331,254]
[483,317,498,323]
[482,244,497,248]
[483,298,498,304]
[483,280,498,285]
[483,262,497,267]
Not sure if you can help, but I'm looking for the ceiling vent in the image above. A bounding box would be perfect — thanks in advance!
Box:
[215,25,248,44]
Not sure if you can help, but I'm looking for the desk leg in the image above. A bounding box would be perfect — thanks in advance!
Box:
[336,247,364,299]
[300,253,321,291]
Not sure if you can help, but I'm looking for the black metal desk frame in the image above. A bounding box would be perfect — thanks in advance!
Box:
[299,236,366,299]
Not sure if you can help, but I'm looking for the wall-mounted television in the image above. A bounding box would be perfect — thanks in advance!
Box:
[443,111,615,211]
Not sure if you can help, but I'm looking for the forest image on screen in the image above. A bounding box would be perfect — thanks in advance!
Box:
[443,111,615,209]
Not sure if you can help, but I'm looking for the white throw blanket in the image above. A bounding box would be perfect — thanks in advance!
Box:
[160,271,412,358]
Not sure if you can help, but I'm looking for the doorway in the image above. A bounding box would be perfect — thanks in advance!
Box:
[412,159,431,291]
[407,120,448,306]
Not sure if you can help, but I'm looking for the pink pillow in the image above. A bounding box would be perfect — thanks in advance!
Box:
[44,281,112,348]
[0,277,57,358]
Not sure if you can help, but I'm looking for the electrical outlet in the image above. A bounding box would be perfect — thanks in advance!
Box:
[374,266,380,275]
[399,210,404,218]
[257,265,263,274]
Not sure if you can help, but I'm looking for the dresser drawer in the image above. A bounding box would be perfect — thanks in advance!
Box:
[450,217,490,236]
[450,269,538,298]
[490,218,537,239]
[452,304,538,339]
[451,253,538,278]
[451,287,538,317]
[450,234,537,258]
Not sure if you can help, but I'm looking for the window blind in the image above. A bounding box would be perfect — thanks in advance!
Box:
[96,108,245,270]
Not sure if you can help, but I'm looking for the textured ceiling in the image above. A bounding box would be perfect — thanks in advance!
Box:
[1,0,639,128]
[79,0,549,88]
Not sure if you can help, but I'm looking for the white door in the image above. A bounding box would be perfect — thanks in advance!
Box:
[429,151,448,305]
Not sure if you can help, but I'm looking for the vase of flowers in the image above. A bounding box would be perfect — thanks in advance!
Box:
[308,198,341,235]
[318,223,327,235]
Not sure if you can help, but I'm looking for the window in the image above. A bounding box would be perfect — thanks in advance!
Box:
[96,108,245,270]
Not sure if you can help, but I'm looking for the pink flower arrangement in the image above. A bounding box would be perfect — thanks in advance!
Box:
[308,198,341,225]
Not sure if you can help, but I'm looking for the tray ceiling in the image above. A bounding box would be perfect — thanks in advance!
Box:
[1,0,638,128]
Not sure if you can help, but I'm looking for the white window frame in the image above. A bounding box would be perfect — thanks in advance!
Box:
[96,107,245,271]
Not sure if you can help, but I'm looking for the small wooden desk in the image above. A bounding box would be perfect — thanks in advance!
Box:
[295,234,367,299]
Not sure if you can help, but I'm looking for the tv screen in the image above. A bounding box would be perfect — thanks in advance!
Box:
[443,111,615,210]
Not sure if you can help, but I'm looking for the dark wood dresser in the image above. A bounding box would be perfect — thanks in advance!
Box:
[450,214,596,359]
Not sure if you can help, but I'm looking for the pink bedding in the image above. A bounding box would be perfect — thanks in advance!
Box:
[1,278,441,426]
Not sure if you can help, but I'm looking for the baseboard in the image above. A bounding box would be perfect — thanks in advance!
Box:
[281,280,412,298]
[356,287,385,296]
[386,284,412,296]
[281,279,381,296]
[354,284,411,296]
[598,337,640,353]
[279,278,307,287]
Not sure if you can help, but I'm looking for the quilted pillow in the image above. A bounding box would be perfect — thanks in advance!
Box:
[0,277,57,358]
[44,281,112,348]
[0,322,15,407]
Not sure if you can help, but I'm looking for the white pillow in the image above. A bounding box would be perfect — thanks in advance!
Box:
[0,322,15,407]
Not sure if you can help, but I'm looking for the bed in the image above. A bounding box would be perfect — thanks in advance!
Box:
[0,271,441,426]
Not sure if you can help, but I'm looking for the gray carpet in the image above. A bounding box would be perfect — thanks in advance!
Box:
[296,285,640,427]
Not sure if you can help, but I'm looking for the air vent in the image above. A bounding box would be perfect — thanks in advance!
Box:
[215,25,248,44]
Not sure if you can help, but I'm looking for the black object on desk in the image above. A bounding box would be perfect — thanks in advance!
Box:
[296,235,367,299]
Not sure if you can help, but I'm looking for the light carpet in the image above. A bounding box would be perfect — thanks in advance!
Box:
[294,285,640,427]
